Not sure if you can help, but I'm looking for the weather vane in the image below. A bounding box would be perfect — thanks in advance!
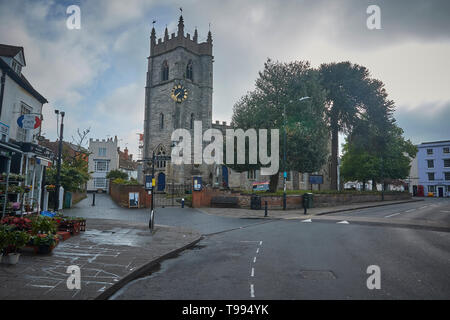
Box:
[152,20,156,27]
[180,7,182,14]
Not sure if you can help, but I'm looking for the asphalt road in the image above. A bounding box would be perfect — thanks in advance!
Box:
[110,198,450,300]
[327,197,450,224]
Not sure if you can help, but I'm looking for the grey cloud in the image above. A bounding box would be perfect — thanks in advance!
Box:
[394,101,450,144]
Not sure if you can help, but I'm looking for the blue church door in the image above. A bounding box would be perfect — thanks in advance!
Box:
[222,166,229,188]
[157,173,166,191]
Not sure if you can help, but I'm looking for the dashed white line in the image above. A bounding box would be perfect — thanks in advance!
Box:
[250,284,255,298]
[259,241,263,246]
[251,268,254,277]
[405,208,416,213]
[253,257,257,263]
[385,212,402,218]
[256,248,259,254]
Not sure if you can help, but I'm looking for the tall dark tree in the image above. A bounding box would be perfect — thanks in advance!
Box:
[319,62,387,190]
[230,59,329,191]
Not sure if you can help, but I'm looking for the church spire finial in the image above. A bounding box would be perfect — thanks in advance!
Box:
[177,9,184,37]
[164,25,169,41]
[193,27,198,43]
[207,23,212,44]
[150,20,156,48]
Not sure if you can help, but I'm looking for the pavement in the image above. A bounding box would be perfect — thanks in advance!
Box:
[0,205,201,300]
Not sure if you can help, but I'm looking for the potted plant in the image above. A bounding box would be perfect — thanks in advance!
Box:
[31,216,57,235]
[0,227,7,263]
[32,233,59,254]
[4,230,30,264]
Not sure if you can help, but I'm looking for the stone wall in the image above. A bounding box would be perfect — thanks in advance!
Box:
[110,183,152,208]
[191,189,412,209]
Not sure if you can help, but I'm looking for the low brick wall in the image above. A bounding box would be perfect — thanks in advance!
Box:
[192,189,412,209]
[71,192,87,205]
[110,183,152,208]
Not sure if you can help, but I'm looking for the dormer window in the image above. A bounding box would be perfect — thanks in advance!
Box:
[161,60,169,81]
[185,60,193,81]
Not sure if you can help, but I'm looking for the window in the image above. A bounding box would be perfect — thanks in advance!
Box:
[94,178,107,189]
[160,113,164,129]
[156,148,166,168]
[443,147,450,154]
[447,186,450,193]
[16,102,31,142]
[95,160,109,172]
[426,148,433,155]
[161,60,169,81]
[247,169,256,180]
[427,160,434,168]
[445,172,450,181]
[190,113,194,130]
[428,172,435,181]
[444,159,450,168]
[428,186,436,193]
[185,60,193,80]
[98,148,106,157]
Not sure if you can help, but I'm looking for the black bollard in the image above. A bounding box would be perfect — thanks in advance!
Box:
[181,198,185,208]
[92,192,96,206]
[264,201,268,217]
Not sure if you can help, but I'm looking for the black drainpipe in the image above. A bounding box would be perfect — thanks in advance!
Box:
[0,70,6,119]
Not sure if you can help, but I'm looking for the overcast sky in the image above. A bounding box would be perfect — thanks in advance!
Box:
[0,0,449,157]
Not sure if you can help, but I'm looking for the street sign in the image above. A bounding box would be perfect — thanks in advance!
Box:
[309,175,323,185]
[17,114,41,130]
[145,175,153,190]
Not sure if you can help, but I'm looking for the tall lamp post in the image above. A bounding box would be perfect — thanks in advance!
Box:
[283,96,310,210]
[54,110,65,211]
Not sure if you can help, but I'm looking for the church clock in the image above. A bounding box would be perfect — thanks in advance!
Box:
[171,84,188,103]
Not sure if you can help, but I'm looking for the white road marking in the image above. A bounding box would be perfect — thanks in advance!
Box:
[385,212,402,218]
[256,248,259,254]
[302,219,312,223]
[250,284,255,298]
[253,257,257,263]
[440,210,450,213]
[259,241,263,246]
[337,220,349,224]
[405,208,416,213]
[251,268,254,277]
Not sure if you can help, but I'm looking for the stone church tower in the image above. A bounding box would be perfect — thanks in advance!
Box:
[143,15,213,189]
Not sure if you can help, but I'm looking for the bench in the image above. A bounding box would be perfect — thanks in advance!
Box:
[211,196,239,208]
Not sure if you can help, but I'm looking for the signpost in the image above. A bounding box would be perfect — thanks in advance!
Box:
[309,174,323,191]
[17,114,41,130]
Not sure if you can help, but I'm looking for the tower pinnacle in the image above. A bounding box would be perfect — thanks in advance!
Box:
[177,15,184,37]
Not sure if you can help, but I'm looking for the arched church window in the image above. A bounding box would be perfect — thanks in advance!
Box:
[156,148,166,168]
[160,113,164,129]
[186,60,193,81]
[190,113,194,129]
[161,60,169,81]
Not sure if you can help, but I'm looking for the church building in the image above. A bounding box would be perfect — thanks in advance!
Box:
[142,14,332,191]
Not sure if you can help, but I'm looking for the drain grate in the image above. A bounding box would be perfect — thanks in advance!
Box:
[298,270,337,280]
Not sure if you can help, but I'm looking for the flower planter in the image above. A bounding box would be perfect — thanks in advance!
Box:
[5,253,20,265]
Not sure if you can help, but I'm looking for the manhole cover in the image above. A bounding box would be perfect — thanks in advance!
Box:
[299,270,336,280]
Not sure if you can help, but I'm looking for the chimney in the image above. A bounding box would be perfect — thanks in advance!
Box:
[124,147,129,158]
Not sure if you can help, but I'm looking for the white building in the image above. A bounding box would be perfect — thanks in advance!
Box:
[87,137,119,192]
[0,44,53,212]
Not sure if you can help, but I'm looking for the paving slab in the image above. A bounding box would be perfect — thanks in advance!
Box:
[0,218,201,300]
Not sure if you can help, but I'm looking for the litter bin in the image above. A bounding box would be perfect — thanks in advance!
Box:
[250,195,262,210]
[302,193,313,208]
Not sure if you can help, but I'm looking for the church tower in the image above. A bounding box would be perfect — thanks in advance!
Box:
[143,15,213,188]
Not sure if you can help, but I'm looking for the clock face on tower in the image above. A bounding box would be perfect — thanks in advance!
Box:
[171,84,188,103]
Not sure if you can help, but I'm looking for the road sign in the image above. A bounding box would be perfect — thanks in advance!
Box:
[17,114,41,130]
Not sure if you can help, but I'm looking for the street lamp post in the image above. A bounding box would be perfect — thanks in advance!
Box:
[54,110,65,211]
[282,96,310,210]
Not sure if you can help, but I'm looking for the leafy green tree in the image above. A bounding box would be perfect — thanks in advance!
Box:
[319,62,393,190]
[107,169,128,181]
[230,59,329,192]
